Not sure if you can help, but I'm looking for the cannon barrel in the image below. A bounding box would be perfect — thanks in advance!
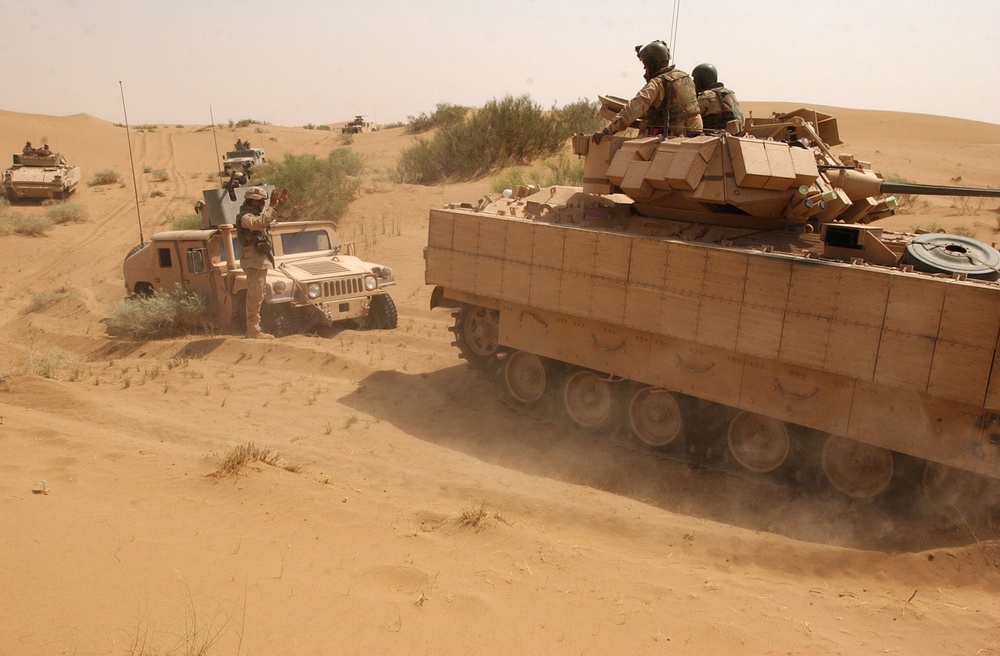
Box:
[880,181,1000,198]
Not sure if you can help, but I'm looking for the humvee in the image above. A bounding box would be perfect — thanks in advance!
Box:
[3,150,81,201]
[341,116,378,134]
[222,147,266,180]
[123,183,397,336]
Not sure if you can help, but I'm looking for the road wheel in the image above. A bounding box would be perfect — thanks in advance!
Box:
[820,436,894,499]
[503,351,547,404]
[563,370,613,429]
[628,387,684,448]
[727,411,790,474]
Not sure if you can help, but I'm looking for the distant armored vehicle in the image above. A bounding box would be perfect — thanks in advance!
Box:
[341,115,378,134]
[425,105,1000,506]
[123,182,397,336]
[3,148,81,201]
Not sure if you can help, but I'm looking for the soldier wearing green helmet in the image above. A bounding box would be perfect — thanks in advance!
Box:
[594,39,702,142]
[692,63,743,133]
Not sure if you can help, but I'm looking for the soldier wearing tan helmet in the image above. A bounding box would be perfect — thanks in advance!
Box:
[236,185,288,339]
[594,40,702,142]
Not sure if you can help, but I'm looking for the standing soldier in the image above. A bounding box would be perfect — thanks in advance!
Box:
[236,186,288,339]
[594,39,702,142]
[692,63,743,133]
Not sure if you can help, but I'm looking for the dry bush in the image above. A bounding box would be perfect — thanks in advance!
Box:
[43,200,88,224]
[211,441,300,477]
[88,169,121,186]
[106,288,213,340]
[0,211,54,236]
[23,287,74,314]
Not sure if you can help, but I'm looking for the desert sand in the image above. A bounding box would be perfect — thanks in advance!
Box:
[1,103,999,655]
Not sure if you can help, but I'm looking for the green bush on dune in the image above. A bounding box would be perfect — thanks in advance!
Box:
[397,95,602,184]
[256,149,364,223]
[106,288,213,340]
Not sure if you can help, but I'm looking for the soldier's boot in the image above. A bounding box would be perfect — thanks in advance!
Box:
[245,329,275,340]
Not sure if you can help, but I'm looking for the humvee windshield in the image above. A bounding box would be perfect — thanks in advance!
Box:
[280,229,332,254]
[226,150,258,159]
[219,228,334,262]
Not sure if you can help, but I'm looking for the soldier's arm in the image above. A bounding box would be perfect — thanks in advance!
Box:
[606,79,660,134]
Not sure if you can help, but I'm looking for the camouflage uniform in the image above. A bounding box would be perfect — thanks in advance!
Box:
[698,82,743,132]
[237,200,277,338]
[605,62,702,137]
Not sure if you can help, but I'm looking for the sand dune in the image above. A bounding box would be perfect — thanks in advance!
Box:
[1,105,999,655]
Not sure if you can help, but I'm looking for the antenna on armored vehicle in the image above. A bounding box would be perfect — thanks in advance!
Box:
[119,81,144,244]
[210,106,222,184]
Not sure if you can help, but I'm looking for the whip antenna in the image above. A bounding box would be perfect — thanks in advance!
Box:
[669,0,681,60]
[119,81,143,244]
[210,106,221,181]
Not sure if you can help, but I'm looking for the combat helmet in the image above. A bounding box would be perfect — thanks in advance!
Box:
[244,186,268,201]
[692,63,718,93]
[635,40,670,70]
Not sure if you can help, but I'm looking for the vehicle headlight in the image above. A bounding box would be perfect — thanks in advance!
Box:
[364,275,378,291]
[307,283,321,299]
[271,280,286,294]
[373,266,393,279]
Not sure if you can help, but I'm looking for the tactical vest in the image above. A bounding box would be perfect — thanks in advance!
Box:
[235,205,273,257]
[646,68,700,134]
[702,85,742,130]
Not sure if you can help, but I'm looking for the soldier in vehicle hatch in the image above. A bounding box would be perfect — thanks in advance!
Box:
[693,63,743,133]
[594,39,702,142]
[236,185,288,339]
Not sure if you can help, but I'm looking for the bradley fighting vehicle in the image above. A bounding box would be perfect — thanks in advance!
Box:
[424,103,1000,505]
[3,148,81,201]
[123,179,397,335]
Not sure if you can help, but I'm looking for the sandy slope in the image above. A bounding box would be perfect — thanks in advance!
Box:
[1,106,999,655]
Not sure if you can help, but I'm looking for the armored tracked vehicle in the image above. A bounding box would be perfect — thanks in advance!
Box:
[123,182,397,336]
[425,106,1000,505]
[3,149,81,201]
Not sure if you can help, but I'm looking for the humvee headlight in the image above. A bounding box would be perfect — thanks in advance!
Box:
[307,283,321,299]
[271,280,287,294]
[364,275,378,291]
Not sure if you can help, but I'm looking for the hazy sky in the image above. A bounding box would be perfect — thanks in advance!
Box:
[2,0,998,127]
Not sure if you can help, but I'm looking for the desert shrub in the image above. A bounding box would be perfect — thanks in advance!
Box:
[171,213,202,230]
[397,95,577,184]
[0,211,53,236]
[212,441,300,477]
[43,201,88,224]
[26,347,85,380]
[23,287,74,314]
[134,124,157,132]
[150,168,169,182]
[142,165,152,173]
[105,288,213,340]
[489,155,586,193]
[553,98,604,135]
[88,169,121,186]
[256,149,363,223]
[232,118,269,128]
[405,103,470,134]
[490,167,529,193]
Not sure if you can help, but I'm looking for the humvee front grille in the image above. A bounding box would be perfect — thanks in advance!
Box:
[321,276,365,298]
